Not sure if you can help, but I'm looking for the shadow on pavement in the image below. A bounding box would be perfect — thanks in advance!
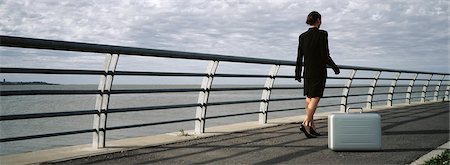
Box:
[46,102,449,165]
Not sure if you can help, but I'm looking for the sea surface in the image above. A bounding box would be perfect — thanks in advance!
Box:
[0,84,438,155]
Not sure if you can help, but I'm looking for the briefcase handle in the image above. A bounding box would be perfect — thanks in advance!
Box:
[346,107,363,113]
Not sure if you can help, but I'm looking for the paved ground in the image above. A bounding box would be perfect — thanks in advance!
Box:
[46,102,449,165]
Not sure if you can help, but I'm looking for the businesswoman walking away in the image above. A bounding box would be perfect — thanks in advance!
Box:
[295,11,340,138]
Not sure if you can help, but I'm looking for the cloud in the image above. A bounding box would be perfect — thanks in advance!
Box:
[0,0,448,84]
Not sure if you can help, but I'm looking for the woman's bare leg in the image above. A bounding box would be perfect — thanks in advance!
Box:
[303,97,311,133]
[303,97,320,133]
[305,97,311,111]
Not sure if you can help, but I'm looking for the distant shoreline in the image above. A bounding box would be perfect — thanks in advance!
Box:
[0,81,58,85]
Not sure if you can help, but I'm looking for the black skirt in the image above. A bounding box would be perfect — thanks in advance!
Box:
[304,78,326,97]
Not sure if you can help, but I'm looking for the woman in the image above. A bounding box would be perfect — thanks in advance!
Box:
[295,11,340,138]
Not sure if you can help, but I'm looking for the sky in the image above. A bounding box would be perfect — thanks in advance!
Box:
[0,0,448,84]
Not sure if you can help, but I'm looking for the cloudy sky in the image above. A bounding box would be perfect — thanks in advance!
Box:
[0,0,448,84]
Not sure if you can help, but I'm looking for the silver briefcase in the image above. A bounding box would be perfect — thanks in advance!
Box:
[328,107,382,151]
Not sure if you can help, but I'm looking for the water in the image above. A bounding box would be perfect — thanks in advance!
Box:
[0,84,438,155]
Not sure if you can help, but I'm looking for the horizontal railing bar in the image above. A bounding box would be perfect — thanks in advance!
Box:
[411,79,430,81]
[373,92,391,95]
[292,76,445,81]
[269,97,306,102]
[205,111,261,120]
[317,103,343,108]
[407,78,449,81]
[207,99,262,106]
[392,91,410,94]
[107,118,198,131]
[395,85,413,87]
[347,85,372,88]
[273,75,295,78]
[373,78,450,81]
[323,86,346,89]
[2,85,435,96]
[321,95,344,99]
[373,85,394,88]
[375,78,448,82]
[377,78,405,81]
[347,101,369,105]
[0,67,104,75]
[0,129,95,142]
[346,84,415,88]
[347,94,369,97]
[327,77,351,80]
[338,68,449,75]
[0,87,271,96]
[0,67,208,77]
[271,86,303,90]
[113,87,270,94]
[3,35,449,75]
[110,88,202,94]
[339,84,419,88]
[411,91,425,93]
[214,73,268,78]
[269,107,304,113]
[415,79,450,81]
[5,86,426,96]
[425,89,443,92]
[411,96,427,99]
[0,110,97,121]
[396,78,423,81]
[119,87,271,94]
[107,103,200,114]
[210,87,266,91]
[351,77,380,80]
[373,91,418,95]
[272,86,345,89]
[0,90,100,96]
[115,71,205,77]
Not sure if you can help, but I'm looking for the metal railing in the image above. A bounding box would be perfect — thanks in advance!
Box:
[1,35,449,149]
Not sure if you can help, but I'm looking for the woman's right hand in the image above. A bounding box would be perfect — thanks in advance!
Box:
[333,67,340,75]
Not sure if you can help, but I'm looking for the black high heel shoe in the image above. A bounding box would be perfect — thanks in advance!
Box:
[310,128,321,136]
[299,124,317,138]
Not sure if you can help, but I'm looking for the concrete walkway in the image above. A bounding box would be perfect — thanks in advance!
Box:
[44,102,449,165]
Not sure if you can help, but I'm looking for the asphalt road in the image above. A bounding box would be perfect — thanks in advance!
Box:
[47,102,449,165]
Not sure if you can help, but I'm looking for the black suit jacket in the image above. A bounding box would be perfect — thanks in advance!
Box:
[295,27,338,80]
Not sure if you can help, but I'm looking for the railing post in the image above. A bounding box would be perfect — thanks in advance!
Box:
[93,53,119,149]
[366,71,381,109]
[195,60,219,134]
[387,72,401,107]
[421,74,433,102]
[341,69,357,112]
[259,64,280,124]
[445,80,450,101]
[434,75,445,101]
[406,73,419,104]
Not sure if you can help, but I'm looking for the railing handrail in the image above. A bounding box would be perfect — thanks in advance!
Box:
[1,35,449,75]
[0,35,292,65]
